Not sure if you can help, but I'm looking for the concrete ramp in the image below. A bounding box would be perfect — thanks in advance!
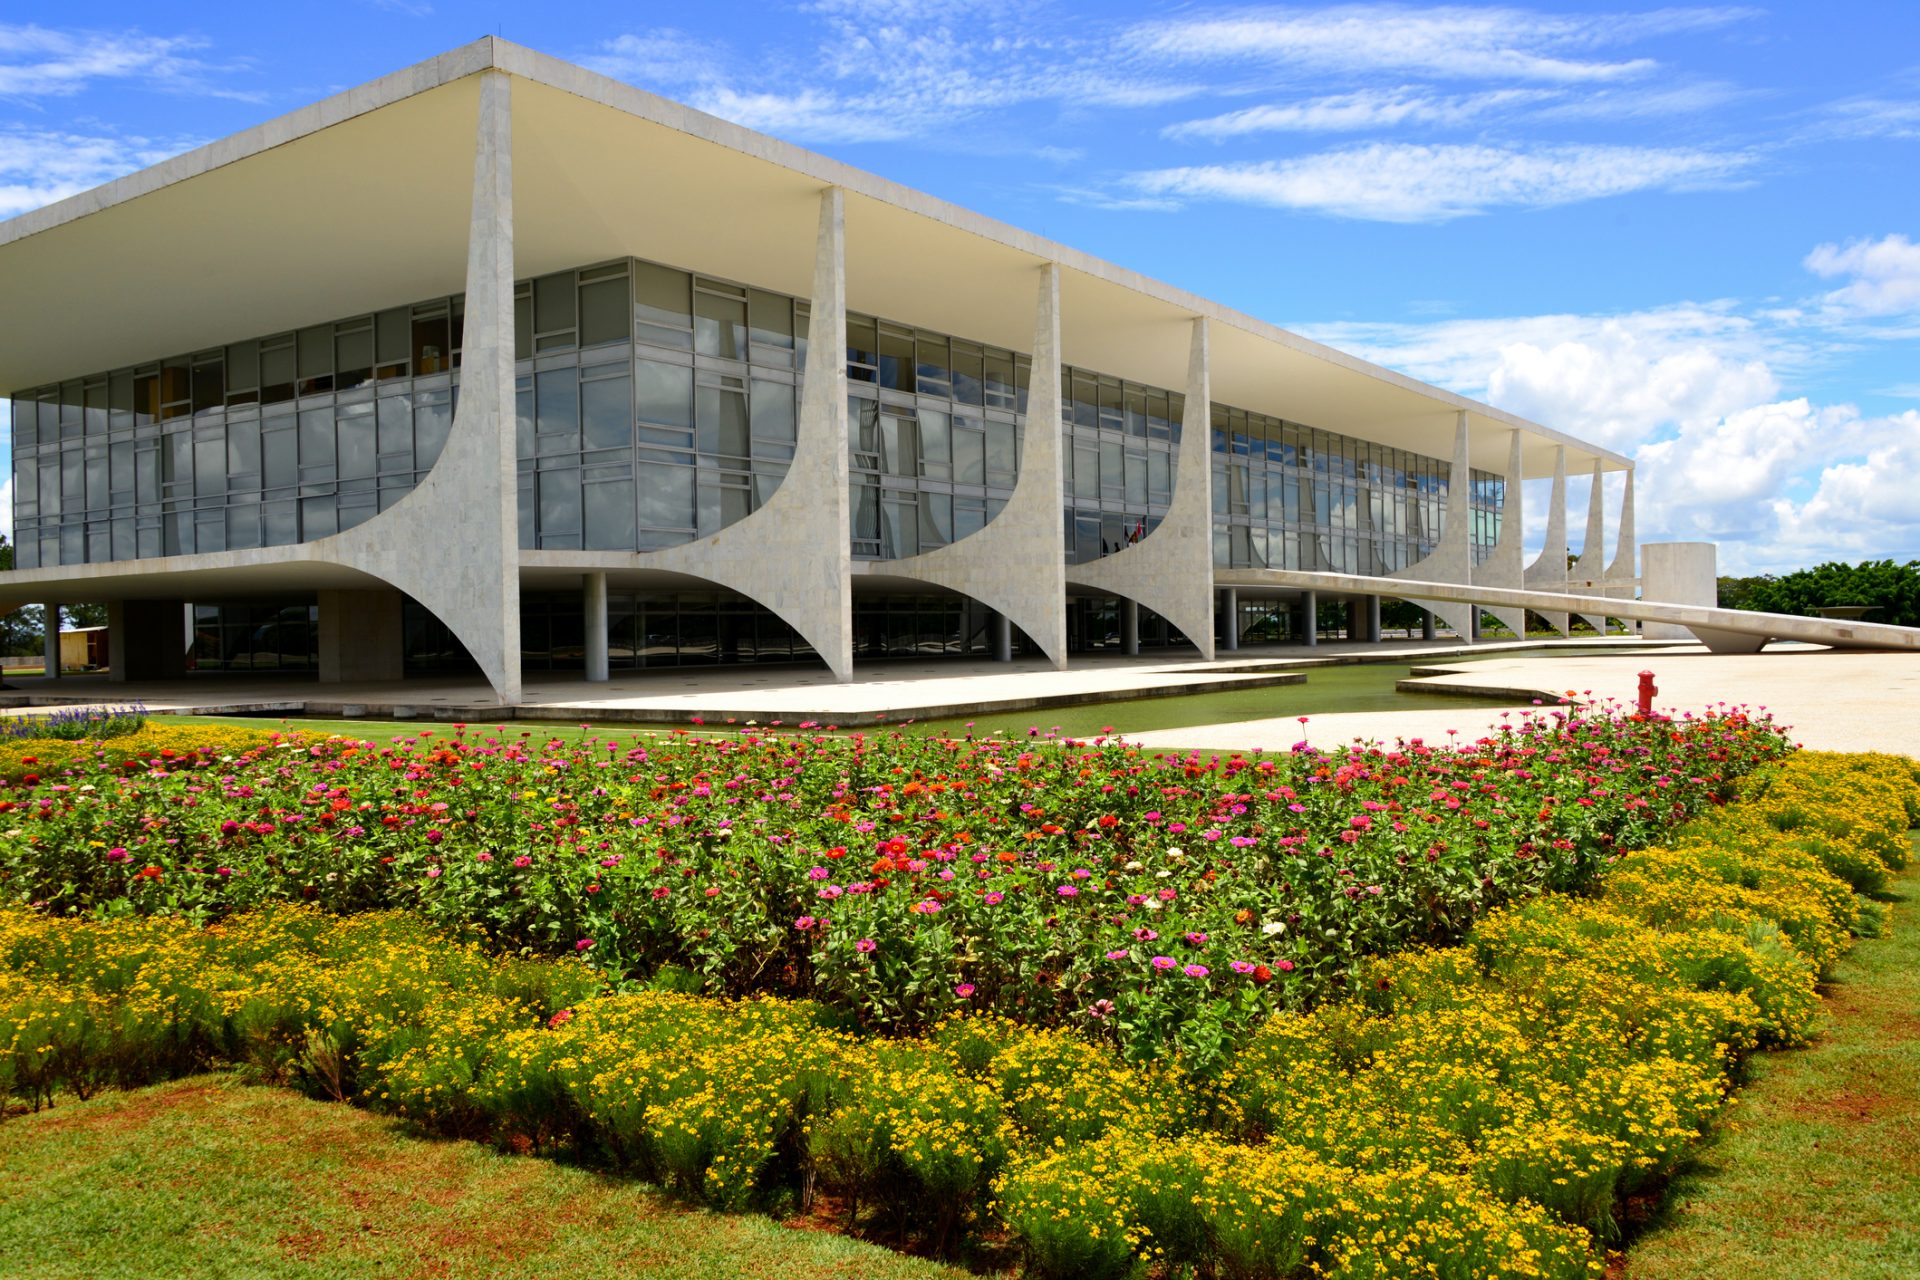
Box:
[1216,568,1920,653]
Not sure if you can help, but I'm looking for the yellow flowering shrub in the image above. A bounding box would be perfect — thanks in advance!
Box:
[0,724,289,784]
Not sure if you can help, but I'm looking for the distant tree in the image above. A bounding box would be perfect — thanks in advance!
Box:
[1719,560,1920,628]
[63,603,108,629]
[1716,574,1776,613]
[0,536,47,656]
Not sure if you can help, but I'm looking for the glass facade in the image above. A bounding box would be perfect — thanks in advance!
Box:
[845,314,1029,559]
[188,602,319,672]
[1208,408,1501,572]
[8,255,1498,581]
[1060,366,1183,565]
[511,589,1006,671]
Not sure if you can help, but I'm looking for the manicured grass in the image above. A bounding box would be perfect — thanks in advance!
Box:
[0,1073,968,1280]
[1624,836,1920,1279]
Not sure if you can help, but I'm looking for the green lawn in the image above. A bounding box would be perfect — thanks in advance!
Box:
[1624,837,1920,1278]
[0,1074,968,1280]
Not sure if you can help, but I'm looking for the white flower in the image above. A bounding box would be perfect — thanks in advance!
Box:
[1262,921,1286,936]
[1143,897,1163,910]
[1156,868,1173,878]
[1165,847,1185,860]
[1124,861,1144,873]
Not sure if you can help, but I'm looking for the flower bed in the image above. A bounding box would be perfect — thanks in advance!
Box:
[2,707,1788,1065]
[0,723,282,786]
[4,750,1913,1277]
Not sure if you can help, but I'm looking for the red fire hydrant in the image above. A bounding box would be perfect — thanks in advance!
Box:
[1636,670,1658,718]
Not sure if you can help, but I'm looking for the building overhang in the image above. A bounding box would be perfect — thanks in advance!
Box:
[0,38,1628,480]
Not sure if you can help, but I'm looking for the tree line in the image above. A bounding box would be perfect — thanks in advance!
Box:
[1719,559,1920,628]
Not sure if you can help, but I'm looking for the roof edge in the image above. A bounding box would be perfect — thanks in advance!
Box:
[0,38,497,251]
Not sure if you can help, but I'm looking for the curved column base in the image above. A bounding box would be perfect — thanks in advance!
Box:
[1485,605,1527,641]
[1687,625,1771,655]
[858,559,1065,668]
[1068,560,1215,660]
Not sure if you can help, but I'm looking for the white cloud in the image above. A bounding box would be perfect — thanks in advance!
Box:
[1767,413,1920,562]
[1128,141,1754,221]
[693,86,911,143]
[1806,94,1920,142]
[1804,233,1920,318]
[1294,259,1918,571]
[0,23,258,101]
[584,16,1201,146]
[0,126,200,218]
[580,28,729,91]
[1127,4,1754,83]
[1163,86,1551,139]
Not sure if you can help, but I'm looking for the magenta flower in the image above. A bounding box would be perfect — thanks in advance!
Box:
[1183,963,1210,978]
[575,938,594,951]
[955,983,975,998]
[794,915,818,931]
[1106,948,1130,960]
[1057,884,1078,897]
[855,938,877,953]
[1151,955,1175,970]
[1230,960,1256,975]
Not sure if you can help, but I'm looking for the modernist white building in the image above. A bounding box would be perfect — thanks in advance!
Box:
[0,39,1693,705]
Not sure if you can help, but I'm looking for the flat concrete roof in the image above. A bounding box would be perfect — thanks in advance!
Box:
[0,37,1627,480]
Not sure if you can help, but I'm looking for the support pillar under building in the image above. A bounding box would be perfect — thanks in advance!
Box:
[42,604,60,680]
[1421,609,1436,641]
[1366,595,1382,644]
[1301,590,1318,647]
[583,572,609,682]
[317,590,404,683]
[1221,588,1239,651]
[107,599,188,682]
[992,613,1013,662]
[1121,598,1140,656]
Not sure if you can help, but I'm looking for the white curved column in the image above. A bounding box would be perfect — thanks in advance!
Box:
[634,186,855,679]
[1572,461,1608,634]
[1065,315,1217,659]
[1388,411,1478,641]
[1523,445,1570,636]
[1475,429,1527,640]
[1604,466,1637,604]
[327,69,521,704]
[870,263,1068,667]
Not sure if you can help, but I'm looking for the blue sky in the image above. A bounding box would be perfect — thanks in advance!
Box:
[2,1,1917,572]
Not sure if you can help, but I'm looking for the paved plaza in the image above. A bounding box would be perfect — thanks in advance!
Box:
[1128,644,1920,757]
